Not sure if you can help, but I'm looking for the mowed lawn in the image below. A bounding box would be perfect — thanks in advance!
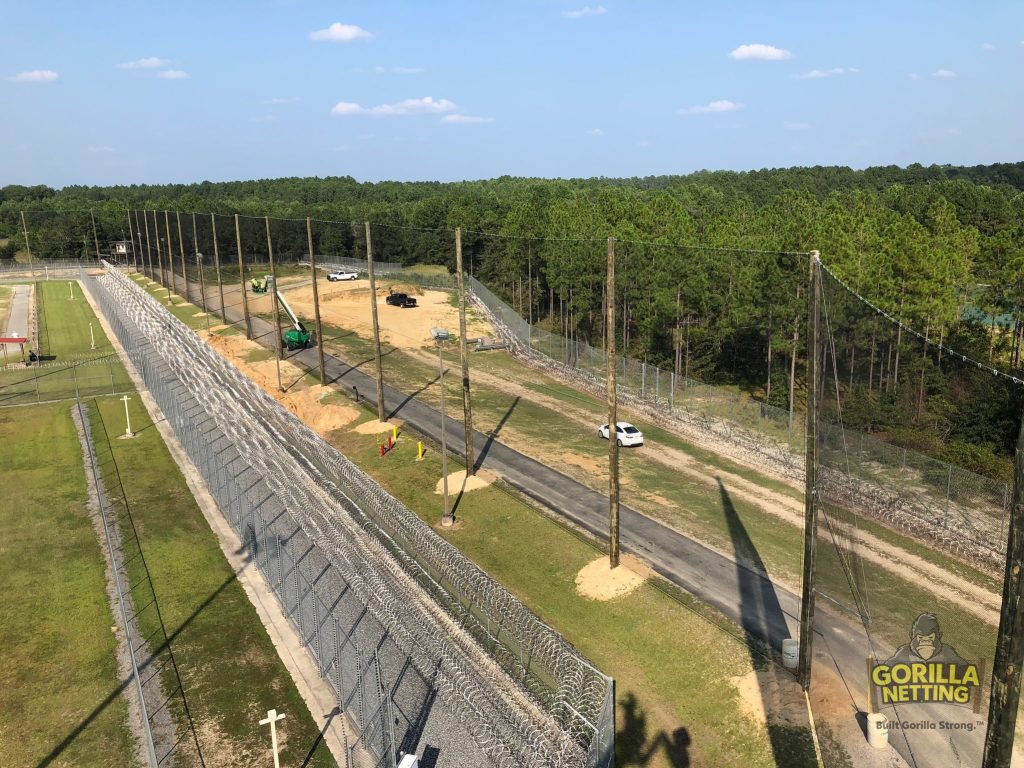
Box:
[0,402,138,767]
[84,394,335,767]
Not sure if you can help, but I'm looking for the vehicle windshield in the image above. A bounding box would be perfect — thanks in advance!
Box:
[623,426,640,434]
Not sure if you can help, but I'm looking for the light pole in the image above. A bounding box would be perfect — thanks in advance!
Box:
[438,340,453,527]
[121,395,134,437]
[196,253,211,334]
[89,322,96,350]
[68,281,74,300]
[259,709,286,768]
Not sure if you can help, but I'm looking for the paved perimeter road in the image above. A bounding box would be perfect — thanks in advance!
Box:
[3,284,31,362]
[171,272,976,768]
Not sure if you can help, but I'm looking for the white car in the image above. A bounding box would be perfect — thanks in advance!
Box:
[598,421,644,447]
[327,270,359,281]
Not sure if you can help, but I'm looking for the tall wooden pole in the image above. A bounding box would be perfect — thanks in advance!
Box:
[176,211,188,304]
[155,212,169,304]
[307,218,327,386]
[607,236,620,569]
[19,211,33,280]
[211,214,225,322]
[142,210,154,280]
[132,209,143,273]
[126,210,136,271]
[266,216,284,392]
[365,221,386,423]
[163,210,176,303]
[193,212,209,317]
[798,251,822,691]
[235,214,252,340]
[90,209,101,260]
[439,342,453,526]
[455,227,475,475]
[982,414,1024,767]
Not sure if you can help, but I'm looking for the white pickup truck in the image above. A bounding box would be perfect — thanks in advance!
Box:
[327,269,359,281]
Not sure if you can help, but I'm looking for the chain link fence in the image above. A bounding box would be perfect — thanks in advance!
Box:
[89,264,614,768]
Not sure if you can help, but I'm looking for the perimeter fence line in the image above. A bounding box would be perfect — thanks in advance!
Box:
[89,264,615,768]
[468,273,1015,574]
[76,400,205,767]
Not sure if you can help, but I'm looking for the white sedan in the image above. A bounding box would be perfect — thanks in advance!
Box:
[327,270,359,281]
[598,422,644,447]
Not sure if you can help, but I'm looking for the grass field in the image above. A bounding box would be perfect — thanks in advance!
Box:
[85,395,335,767]
[0,402,139,767]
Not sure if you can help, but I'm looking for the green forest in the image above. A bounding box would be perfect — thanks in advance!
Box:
[1,161,1022,477]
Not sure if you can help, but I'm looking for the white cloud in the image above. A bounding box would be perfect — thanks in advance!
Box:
[908,72,921,80]
[8,69,59,83]
[586,128,604,135]
[441,114,494,124]
[679,99,743,115]
[310,22,373,42]
[728,43,792,61]
[117,57,169,70]
[932,69,957,78]
[981,42,994,51]
[784,122,810,131]
[157,69,189,80]
[393,66,425,74]
[793,67,855,79]
[563,5,606,19]
[331,96,457,116]
[263,96,299,105]
[87,145,115,153]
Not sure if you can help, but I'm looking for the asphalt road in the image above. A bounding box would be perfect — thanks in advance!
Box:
[166,270,982,768]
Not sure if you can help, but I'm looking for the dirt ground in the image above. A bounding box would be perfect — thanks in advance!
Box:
[575,554,649,601]
[252,279,496,350]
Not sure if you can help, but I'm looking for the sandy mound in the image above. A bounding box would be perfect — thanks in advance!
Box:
[282,386,358,433]
[575,554,649,601]
[351,419,400,435]
[730,666,808,729]
[434,469,497,495]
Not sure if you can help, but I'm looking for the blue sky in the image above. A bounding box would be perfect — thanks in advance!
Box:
[1,1,1022,186]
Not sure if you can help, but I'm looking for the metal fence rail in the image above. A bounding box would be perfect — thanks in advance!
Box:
[89,265,614,768]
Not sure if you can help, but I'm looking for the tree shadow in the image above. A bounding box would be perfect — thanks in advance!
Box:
[617,692,691,767]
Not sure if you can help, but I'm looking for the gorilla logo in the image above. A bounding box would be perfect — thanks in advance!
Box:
[888,613,968,665]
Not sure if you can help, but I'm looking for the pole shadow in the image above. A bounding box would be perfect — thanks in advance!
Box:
[474,395,520,470]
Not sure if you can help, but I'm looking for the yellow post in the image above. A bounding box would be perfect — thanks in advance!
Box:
[417,441,424,461]
[392,425,399,442]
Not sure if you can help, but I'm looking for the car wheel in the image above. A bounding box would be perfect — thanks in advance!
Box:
[616,439,623,447]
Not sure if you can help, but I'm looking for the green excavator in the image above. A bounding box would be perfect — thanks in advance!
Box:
[277,289,313,350]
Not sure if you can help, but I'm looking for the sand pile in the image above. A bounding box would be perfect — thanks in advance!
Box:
[434,469,497,495]
[575,555,650,601]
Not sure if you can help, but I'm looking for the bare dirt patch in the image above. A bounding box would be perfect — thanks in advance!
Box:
[276,279,494,351]
[434,468,497,495]
[575,554,649,601]
[351,419,400,435]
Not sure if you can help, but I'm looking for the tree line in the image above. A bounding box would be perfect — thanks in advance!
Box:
[1,162,1021,475]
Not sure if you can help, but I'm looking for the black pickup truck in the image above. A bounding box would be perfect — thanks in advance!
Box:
[385,290,418,308]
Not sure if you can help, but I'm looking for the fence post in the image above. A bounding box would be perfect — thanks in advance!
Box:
[670,371,675,410]
[945,464,953,527]
[109,357,115,394]
[235,214,253,340]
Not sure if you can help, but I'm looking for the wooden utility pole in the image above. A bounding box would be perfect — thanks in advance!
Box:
[266,216,284,393]
[365,221,386,422]
[126,210,136,271]
[192,213,209,318]
[607,236,620,569]
[142,210,154,280]
[155,212,170,304]
[163,211,176,303]
[90,209,101,260]
[439,341,453,527]
[235,214,252,340]
[307,218,327,386]
[19,211,33,280]
[798,251,822,691]
[176,211,188,304]
[211,213,225,320]
[982,414,1024,768]
[455,228,475,475]
[132,209,144,273]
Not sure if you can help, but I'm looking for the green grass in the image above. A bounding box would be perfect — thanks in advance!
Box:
[83,395,335,767]
[327,408,822,768]
[0,402,138,767]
